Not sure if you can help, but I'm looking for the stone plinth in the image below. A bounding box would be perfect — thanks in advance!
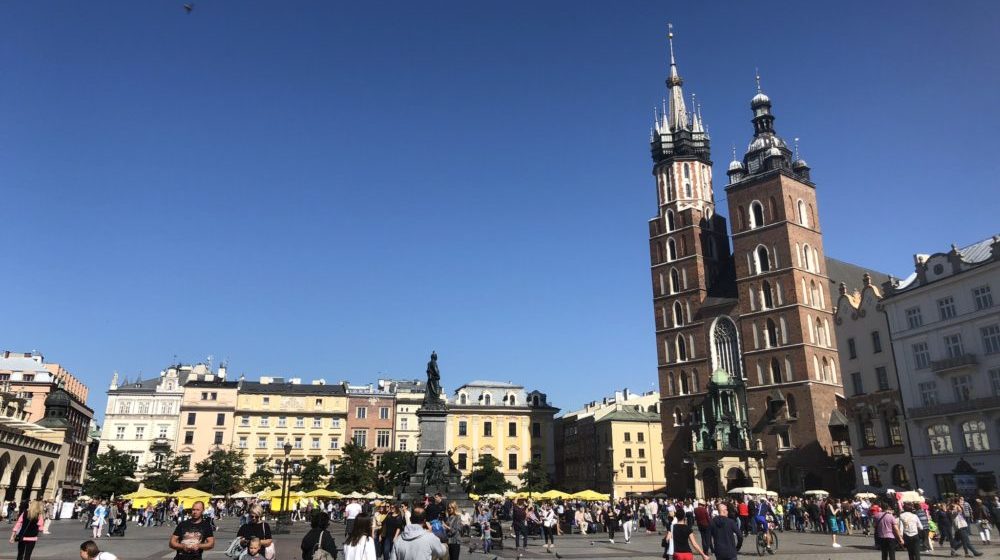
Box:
[396,404,473,509]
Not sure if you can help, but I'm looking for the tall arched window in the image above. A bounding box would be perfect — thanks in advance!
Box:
[750,201,765,229]
[483,393,492,405]
[821,357,831,381]
[679,370,689,394]
[711,317,742,378]
[667,238,677,261]
[668,372,676,395]
[766,319,778,347]
[802,244,812,271]
[666,210,675,231]
[683,163,692,197]
[755,246,771,274]
[666,169,675,202]
[962,420,991,451]
[786,393,798,417]
[797,199,808,226]
[676,335,688,362]
[762,280,774,309]
[690,370,699,393]
[815,318,825,347]
[770,358,783,384]
[928,424,953,454]
[673,301,684,327]
[459,393,468,405]
[674,407,684,426]
[810,280,820,307]
[670,268,680,293]
[738,206,747,230]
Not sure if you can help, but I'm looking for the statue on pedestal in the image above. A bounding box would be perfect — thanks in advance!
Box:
[423,351,444,407]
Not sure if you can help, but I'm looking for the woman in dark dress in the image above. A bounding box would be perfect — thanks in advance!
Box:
[300,511,338,560]
[663,514,710,560]
[237,505,273,555]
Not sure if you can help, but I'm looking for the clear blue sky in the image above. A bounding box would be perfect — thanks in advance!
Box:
[2,2,998,423]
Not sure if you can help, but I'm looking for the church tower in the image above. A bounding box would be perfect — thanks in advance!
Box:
[724,78,845,492]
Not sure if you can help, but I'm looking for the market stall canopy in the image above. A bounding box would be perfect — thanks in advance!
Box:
[571,490,610,501]
[728,487,767,495]
[803,489,830,497]
[538,489,571,500]
[172,488,213,508]
[230,491,256,499]
[305,489,343,499]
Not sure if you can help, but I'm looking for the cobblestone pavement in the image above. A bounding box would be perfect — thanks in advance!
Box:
[12,518,1000,560]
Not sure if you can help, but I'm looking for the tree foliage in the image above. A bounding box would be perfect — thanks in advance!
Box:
[246,458,278,493]
[377,451,415,494]
[518,457,551,492]
[293,457,328,492]
[141,450,189,494]
[328,441,377,493]
[83,446,139,499]
[465,455,513,495]
[194,448,246,496]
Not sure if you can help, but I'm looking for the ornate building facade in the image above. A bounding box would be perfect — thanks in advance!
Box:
[649,28,850,497]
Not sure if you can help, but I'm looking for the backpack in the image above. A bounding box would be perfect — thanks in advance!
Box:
[312,531,335,560]
[430,518,448,542]
[225,537,245,558]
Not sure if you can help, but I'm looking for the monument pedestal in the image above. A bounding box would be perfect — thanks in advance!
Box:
[397,405,473,509]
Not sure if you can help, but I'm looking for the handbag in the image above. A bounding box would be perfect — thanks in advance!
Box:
[312,530,335,560]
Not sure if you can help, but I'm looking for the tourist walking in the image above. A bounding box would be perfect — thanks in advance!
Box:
[664,512,710,560]
[709,503,742,560]
[343,515,376,560]
[389,507,447,560]
[512,499,529,552]
[299,511,338,560]
[9,501,44,560]
[899,504,923,560]
[875,503,904,560]
[92,500,107,539]
[168,501,215,560]
[541,503,558,553]
[949,502,983,557]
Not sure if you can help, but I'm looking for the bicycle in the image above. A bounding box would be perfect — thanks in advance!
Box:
[755,517,778,556]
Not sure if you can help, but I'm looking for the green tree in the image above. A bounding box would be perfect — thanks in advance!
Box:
[465,455,513,495]
[293,457,328,492]
[518,457,551,493]
[328,441,377,493]
[246,459,278,493]
[377,451,415,494]
[83,446,139,499]
[194,448,246,496]
[141,450,189,494]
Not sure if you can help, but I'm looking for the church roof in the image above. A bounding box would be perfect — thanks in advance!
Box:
[597,408,660,423]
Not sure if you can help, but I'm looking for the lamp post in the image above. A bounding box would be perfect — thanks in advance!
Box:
[275,442,293,533]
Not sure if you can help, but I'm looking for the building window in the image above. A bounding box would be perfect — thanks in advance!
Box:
[962,420,990,451]
[356,407,367,419]
[311,437,320,450]
[158,425,169,438]
[398,438,407,451]
[508,422,517,437]
[241,415,250,427]
[294,436,303,449]
[508,453,518,470]
[847,338,857,359]
[974,285,993,310]
[876,367,890,391]
[483,393,492,406]
[991,368,1000,396]
[638,448,646,458]
[981,324,1000,354]
[938,297,957,320]
[260,416,269,427]
[625,448,633,458]
[712,316,743,378]
[115,426,126,440]
[952,375,973,401]
[862,421,877,448]
[906,307,923,329]
[777,430,792,449]
[887,416,903,446]
[332,418,341,429]
[258,437,267,449]
[262,396,270,405]
[626,465,634,478]
[851,372,864,396]
[624,432,631,442]
[295,417,305,428]
[275,437,285,449]
[187,412,196,426]
[330,438,340,450]
[459,393,468,405]
[638,431,645,442]
[135,426,145,439]
[313,417,322,428]
[379,407,390,420]
[353,430,367,448]
[184,431,194,445]
[238,436,247,449]
[919,382,938,406]
[755,246,771,274]
[400,417,408,430]
[458,421,468,437]
[216,413,225,426]
[944,334,964,358]
[277,416,287,428]
[315,398,323,408]
[214,432,224,445]
[457,453,467,470]
[750,201,765,228]
[640,466,647,478]
[376,430,391,448]
[483,422,492,437]
[871,331,882,353]
[912,343,931,369]
[532,422,541,437]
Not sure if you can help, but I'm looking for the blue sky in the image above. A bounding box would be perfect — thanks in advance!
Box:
[2,1,998,423]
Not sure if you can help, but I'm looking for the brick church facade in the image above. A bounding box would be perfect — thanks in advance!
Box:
[649,28,851,497]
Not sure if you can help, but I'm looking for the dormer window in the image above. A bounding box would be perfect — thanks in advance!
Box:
[458,393,468,405]
[483,393,492,406]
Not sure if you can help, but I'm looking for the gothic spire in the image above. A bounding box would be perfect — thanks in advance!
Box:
[666,23,688,131]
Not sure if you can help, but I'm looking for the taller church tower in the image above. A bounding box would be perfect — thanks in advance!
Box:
[650,30,847,497]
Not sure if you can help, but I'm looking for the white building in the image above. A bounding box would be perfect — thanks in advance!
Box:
[834,272,913,490]
[97,364,206,474]
[379,379,424,453]
[881,235,1000,497]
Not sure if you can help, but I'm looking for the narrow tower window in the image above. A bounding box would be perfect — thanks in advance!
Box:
[762,280,774,309]
[797,199,808,226]
[755,246,771,274]
[667,238,677,261]
[750,201,765,228]
[673,301,684,327]
[670,268,680,293]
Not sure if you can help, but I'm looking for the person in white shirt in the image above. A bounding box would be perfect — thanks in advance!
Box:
[344,499,363,537]
[898,504,923,560]
[79,540,118,560]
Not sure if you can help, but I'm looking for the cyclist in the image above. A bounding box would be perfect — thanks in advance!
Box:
[754,498,775,553]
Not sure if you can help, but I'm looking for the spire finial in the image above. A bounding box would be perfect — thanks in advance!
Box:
[794,137,801,161]
[755,68,762,92]
[667,22,676,65]
[731,144,737,161]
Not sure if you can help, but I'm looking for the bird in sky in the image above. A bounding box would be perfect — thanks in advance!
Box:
[183,3,194,13]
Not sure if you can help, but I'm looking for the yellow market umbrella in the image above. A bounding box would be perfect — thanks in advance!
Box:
[538,489,571,500]
[124,489,169,508]
[468,494,480,501]
[172,488,213,509]
[305,489,343,499]
[571,490,610,501]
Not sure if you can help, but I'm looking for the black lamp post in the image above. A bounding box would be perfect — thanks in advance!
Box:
[275,442,293,533]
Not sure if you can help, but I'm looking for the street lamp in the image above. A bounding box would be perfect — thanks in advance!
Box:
[275,442,293,533]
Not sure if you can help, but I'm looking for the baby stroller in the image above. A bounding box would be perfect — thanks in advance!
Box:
[109,516,127,537]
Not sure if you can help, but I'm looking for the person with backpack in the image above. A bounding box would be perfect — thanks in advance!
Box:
[300,511,337,560]
[9,501,44,560]
[875,502,905,560]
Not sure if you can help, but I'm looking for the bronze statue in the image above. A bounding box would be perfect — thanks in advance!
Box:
[424,351,443,405]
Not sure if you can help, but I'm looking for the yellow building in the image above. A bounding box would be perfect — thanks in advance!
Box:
[555,389,665,498]
[233,377,348,484]
[177,373,239,484]
[445,381,557,487]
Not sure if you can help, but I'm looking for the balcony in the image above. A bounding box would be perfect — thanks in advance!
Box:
[908,395,1000,419]
[931,353,977,374]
